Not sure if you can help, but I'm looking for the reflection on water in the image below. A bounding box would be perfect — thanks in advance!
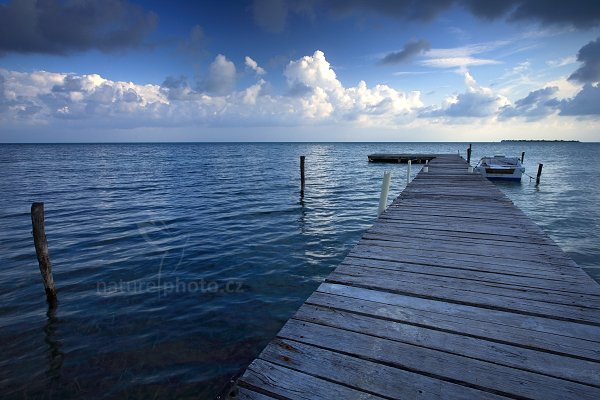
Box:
[0,142,598,399]
[44,307,65,389]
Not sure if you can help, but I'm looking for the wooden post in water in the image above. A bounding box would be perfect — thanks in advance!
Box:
[536,163,543,186]
[378,171,392,217]
[467,144,472,164]
[300,156,305,197]
[406,160,412,183]
[521,152,525,163]
[31,202,57,308]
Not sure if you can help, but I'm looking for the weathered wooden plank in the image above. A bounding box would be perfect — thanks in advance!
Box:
[348,243,588,280]
[380,212,552,236]
[259,338,510,400]
[378,218,545,238]
[402,190,511,204]
[394,193,512,204]
[383,209,540,225]
[316,283,600,347]
[240,359,386,399]
[351,238,585,274]
[361,235,576,266]
[363,228,575,257]
[342,256,600,297]
[307,291,600,366]
[361,236,577,273]
[332,263,599,313]
[292,303,600,386]
[327,267,600,325]
[389,197,525,209]
[363,229,571,263]
[278,320,600,400]
[400,187,508,196]
[236,387,277,400]
[376,217,548,239]
[352,237,587,278]
[369,222,554,246]
[388,203,524,215]
[373,220,554,245]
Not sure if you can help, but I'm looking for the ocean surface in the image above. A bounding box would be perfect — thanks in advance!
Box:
[1,142,598,399]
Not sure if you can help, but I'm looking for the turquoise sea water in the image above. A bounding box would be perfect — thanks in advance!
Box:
[0,142,598,398]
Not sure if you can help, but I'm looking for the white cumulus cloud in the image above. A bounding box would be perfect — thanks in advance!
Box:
[0,50,423,130]
[285,50,342,92]
[202,54,237,96]
[422,72,510,118]
[283,50,422,123]
[244,56,266,75]
[17,50,600,133]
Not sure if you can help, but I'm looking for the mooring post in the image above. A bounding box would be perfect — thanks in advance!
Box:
[378,171,392,217]
[467,144,472,164]
[407,160,412,183]
[31,202,57,308]
[521,152,525,163]
[300,155,305,197]
[536,163,543,186]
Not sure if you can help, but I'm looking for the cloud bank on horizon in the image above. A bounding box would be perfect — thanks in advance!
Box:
[2,50,598,128]
[0,0,599,141]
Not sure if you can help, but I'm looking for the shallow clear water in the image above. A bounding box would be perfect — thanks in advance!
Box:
[0,142,598,399]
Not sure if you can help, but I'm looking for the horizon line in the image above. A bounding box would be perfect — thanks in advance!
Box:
[1,140,596,145]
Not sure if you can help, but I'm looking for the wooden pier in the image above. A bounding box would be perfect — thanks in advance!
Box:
[368,153,440,163]
[233,154,600,399]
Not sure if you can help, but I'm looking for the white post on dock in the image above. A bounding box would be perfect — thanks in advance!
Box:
[423,159,429,173]
[468,166,473,173]
[406,160,412,183]
[378,171,392,217]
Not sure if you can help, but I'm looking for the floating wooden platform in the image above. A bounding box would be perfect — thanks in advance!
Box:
[232,154,600,399]
[368,153,447,163]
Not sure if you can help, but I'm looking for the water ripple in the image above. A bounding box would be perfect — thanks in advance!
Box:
[0,142,598,399]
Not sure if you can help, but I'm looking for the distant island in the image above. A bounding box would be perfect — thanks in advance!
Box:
[501,139,580,142]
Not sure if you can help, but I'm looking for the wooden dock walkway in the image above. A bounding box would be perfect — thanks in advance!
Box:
[368,153,439,163]
[233,154,600,399]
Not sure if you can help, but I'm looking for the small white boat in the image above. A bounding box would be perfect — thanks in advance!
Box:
[475,155,525,181]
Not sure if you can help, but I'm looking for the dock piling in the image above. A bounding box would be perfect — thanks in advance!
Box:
[467,144,472,164]
[31,202,57,308]
[536,163,543,186]
[377,171,392,216]
[406,160,412,183]
[521,152,525,163]
[300,156,305,197]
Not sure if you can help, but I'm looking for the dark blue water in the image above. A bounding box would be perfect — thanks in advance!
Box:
[1,142,598,399]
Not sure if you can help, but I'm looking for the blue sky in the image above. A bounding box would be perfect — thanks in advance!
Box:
[1,0,599,142]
